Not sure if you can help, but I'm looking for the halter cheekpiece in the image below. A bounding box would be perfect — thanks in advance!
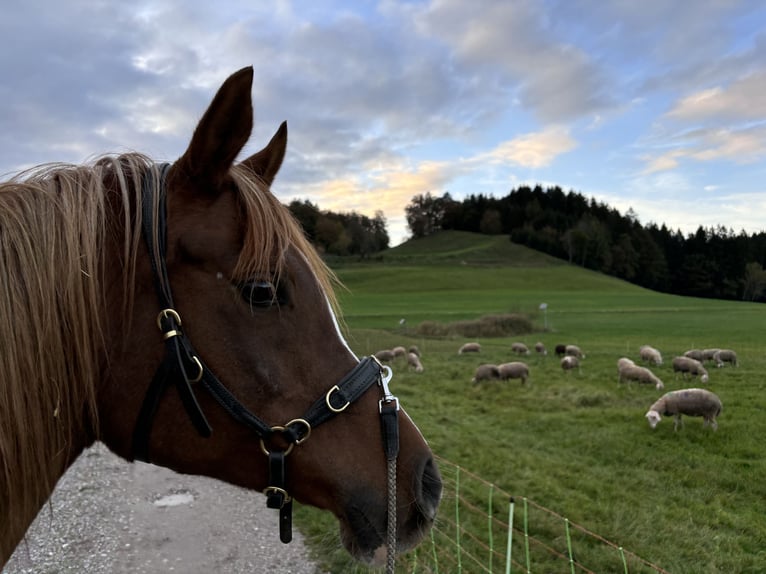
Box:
[132,164,399,548]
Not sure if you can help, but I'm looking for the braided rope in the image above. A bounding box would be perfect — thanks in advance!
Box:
[386,456,397,574]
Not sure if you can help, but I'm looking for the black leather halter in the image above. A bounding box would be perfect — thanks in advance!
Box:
[132,163,396,544]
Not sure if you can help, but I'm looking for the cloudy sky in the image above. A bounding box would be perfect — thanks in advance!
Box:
[3,0,766,245]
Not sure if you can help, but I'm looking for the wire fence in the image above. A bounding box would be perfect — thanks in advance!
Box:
[396,455,669,574]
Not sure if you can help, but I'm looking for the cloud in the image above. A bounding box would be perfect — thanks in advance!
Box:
[667,72,766,122]
[484,126,577,168]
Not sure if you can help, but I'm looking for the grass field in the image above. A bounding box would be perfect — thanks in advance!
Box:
[297,231,766,573]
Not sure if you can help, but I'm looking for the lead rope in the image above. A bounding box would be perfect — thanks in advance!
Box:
[378,365,399,574]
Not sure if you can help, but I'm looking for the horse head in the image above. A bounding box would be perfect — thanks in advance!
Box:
[96,67,441,565]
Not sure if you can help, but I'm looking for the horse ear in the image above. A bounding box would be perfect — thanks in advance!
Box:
[240,121,288,188]
[176,66,254,189]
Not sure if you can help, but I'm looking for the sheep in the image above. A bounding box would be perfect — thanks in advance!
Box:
[639,345,663,366]
[458,342,481,354]
[683,349,704,362]
[497,362,529,385]
[560,355,579,372]
[672,356,709,384]
[408,345,421,358]
[534,342,547,355]
[471,364,500,384]
[565,344,586,359]
[374,349,395,363]
[645,388,722,431]
[702,348,721,362]
[616,357,635,373]
[511,342,531,355]
[392,346,407,358]
[713,349,738,368]
[554,344,567,356]
[618,362,664,390]
[407,352,424,373]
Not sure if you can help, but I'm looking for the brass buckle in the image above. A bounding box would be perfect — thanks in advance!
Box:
[325,385,350,413]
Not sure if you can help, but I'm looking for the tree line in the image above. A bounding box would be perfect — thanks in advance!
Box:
[288,199,389,257]
[404,186,766,302]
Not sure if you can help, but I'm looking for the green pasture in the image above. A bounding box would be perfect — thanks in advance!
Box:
[298,232,766,573]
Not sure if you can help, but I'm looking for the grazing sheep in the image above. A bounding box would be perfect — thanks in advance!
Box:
[617,357,635,372]
[458,342,481,354]
[672,356,709,384]
[554,344,566,356]
[374,349,395,363]
[713,349,738,367]
[639,345,663,366]
[645,388,722,431]
[511,342,531,355]
[618,362,664,390]
[683,349,704,362]
[534,342,547,355]
[560,355,579,372]
[471,363,500,384]
[392,346,407,358]
[497,362,530,385]
[408,345,421,358]
[407,352,424,373]
[702,348,721,362]
[565,344,586,359]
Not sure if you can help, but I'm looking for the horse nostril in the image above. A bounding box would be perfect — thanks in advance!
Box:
[418,456,442,520]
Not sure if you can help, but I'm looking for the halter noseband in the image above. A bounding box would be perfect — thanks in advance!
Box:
[132,164,399,550]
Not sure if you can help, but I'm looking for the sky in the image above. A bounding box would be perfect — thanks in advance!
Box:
[3,1,766,246]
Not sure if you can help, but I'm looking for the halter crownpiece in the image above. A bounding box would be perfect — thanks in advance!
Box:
[133,164,398,551]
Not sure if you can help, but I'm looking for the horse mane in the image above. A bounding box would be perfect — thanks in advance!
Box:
[0,154,337,560]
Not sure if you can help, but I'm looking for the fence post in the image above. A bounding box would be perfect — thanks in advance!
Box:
[565,518,575,574]
[488,483,494,574]
[505,497,515,574]
[455,466,462,574]
[523,497,531,574]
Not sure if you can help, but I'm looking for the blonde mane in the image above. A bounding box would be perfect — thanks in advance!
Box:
[0,154,336,561]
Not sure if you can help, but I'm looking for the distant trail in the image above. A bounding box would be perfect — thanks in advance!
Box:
[3,444,322,574]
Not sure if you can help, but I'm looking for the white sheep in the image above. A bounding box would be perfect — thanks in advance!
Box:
[565,344,585,359]
[701,348,721,362]
[458,342,482,354]
[560,355,579,372]
[374,349,395,363]
[408,345,421,358]
[713,349,738,367]
[534,342,547,355]
[639,345,663,366]
[471,363,500,384]
[392,346,407,358]
[407,351,424,373]
[618,361,664,390]
[683,349,704,362]
[672,356,709,384]
[645,388,722,431]
[616,357,635,377]
[511,342,531,355]
[497,362,529,385]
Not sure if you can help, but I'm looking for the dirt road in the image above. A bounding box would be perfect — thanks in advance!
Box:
[3,444,323,574]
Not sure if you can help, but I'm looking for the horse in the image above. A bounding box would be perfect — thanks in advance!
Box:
[0,67,441,569]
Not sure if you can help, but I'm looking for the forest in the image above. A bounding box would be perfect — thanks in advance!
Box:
[403,186,766,302]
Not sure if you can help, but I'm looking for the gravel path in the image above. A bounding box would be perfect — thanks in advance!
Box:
[3,443,324,574]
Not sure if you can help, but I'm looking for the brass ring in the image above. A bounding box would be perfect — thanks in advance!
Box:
[188,356,203,383]
[156,308,182,330]
[259,425,295,456]
[286,418,312,445]
[325,385,350,413]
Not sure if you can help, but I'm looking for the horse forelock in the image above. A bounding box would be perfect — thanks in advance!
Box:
[0,153,149,560]
[230,165,341,317]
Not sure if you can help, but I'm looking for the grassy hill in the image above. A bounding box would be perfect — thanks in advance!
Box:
[298,231,766,573]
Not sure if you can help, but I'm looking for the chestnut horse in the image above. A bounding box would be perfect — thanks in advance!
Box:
[0,67,441,568]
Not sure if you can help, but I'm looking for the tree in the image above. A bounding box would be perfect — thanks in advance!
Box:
[743,262,766,301]
[405,192,446,238]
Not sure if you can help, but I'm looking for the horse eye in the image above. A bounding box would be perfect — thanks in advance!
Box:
[240,280,281,307]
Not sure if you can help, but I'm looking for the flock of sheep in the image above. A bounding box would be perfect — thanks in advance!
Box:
[374,339,731,431]
[458,341,729,432]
